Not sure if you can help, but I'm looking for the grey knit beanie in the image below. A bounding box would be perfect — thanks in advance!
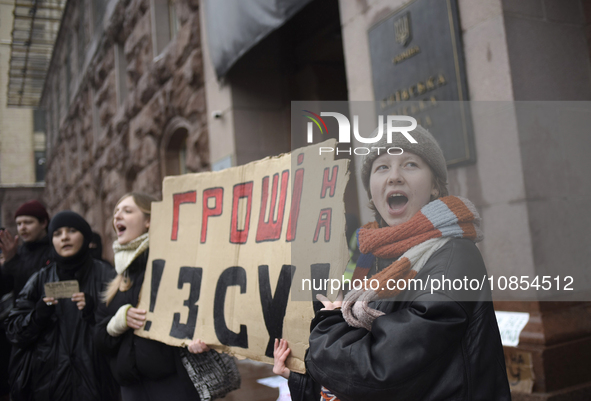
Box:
[360,124,448,196]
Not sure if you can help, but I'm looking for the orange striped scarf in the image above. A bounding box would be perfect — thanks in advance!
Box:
[342,196,482,330]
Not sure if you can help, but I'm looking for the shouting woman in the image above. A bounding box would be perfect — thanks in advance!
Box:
[94,193,204,401]
[275,125,511,401]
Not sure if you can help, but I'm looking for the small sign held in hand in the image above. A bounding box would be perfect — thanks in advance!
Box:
[44,280,79,299]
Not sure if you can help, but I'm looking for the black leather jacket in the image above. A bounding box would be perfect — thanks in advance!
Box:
[292,238,511,401]
[5,258,119,401]
[1,236,52,301]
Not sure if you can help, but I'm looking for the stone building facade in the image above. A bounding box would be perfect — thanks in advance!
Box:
[41,0,209,260]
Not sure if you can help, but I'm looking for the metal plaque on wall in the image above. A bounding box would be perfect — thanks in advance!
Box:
[368,0,475,166]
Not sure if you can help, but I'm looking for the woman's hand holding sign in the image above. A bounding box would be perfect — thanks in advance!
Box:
[126,307,146,330]
[273,338,291,379]
[316,292,343,311]
[187,338,210,354]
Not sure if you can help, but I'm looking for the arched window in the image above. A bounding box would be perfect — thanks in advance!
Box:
[163,127,188,176]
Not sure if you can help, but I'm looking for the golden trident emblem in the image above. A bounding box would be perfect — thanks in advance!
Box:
[394,13,411,46]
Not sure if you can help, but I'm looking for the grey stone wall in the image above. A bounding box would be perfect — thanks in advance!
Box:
[42,0,208,261]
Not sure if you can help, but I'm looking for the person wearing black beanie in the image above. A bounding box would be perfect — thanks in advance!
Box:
[5,211,120,401]
[48,211,93,280]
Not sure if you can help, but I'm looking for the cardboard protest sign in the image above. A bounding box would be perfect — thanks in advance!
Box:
[135,139,349,373]
[44,280,79,299]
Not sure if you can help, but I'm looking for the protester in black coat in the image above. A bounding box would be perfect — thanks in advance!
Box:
[0,201,52,399]
[5,211,119,401]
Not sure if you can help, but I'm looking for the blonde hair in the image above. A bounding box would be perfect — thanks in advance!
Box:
[103,275,132,305]
[103,192,157,305]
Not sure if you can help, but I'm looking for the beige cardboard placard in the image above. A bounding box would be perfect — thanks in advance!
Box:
[44,280,79,299]
[495,311,530,347]
[135,139,349,373]
[505,348,534,393]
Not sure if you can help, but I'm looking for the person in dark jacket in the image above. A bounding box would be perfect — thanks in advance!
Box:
[0,200,52,301]
[5,211,119,401]
[274,125,511,400]
[94,193,202,401]
[0,201,52,399]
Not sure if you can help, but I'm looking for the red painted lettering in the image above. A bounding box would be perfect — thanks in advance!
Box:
[320,166,338,198]
[286,168,304,242]
[171,191,197,241]
[313,208,332,243]
[230,182,253,244]
[201,187,223,243]
[256,170,289,242]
